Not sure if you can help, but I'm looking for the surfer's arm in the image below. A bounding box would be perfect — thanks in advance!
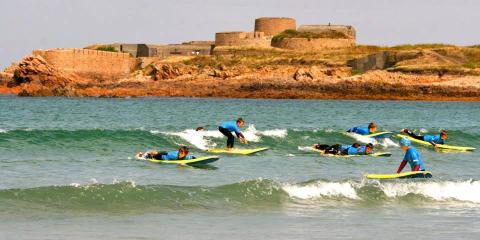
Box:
[237,133,248,144]
[396,160,407,173]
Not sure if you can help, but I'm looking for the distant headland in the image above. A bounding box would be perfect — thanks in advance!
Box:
[1,16,480,101]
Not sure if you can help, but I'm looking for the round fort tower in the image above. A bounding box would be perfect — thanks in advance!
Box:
[254,17,296,36]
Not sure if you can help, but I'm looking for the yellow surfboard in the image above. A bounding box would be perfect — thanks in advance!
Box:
[396,134,475,151]
[206,147,269,155]
[367,131,394,139]
[366,171,433,179]
[137,155,220,166]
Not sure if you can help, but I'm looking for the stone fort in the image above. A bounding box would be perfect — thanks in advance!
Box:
[214,17,356,50]
[22,17,357,81]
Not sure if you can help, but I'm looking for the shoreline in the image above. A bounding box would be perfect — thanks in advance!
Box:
[1,86,479,102]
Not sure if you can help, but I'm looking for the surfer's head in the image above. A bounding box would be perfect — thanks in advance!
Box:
[237,118,245,128]
[368,122,377,133]
[178,146,189,159]
[365,143,374,154]
[440,130,448,140]
[399,137,411,150]
[196,127,205,131]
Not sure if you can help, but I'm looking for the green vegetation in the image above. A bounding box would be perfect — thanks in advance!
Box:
[181,43,480,76]
[389,44,456,50]
[96,45,117,52]
[351,69,363,76]
[272,29,349,44]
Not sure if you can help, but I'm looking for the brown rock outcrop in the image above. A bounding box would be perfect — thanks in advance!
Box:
[10,54,80,96]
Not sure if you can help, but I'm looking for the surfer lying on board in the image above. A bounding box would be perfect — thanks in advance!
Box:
[218,118,248,149]
[400,129,447,146]
[137,146,196,160]
[313,143,374,155]
[397,138,426,173]
[347,122,377,135]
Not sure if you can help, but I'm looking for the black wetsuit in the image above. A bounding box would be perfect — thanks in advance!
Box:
[146,151,167,160]
[404,130,425,141]
[219,127,237,148]
[314,144,348,155]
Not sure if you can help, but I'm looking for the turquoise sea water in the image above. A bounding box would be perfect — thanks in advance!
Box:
[1,95,480,239]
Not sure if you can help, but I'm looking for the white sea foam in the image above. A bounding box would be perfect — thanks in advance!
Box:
[283,181,359,200]
[242,124,287,141]
[298,146,315,152]
[380,180,480,203]
[160,129,220,150]
[282,180,480,203]
[157,124,287,150]
[345,132,398,148]
[0,129,7,133]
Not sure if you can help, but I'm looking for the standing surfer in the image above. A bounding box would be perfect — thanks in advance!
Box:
[396,138,426,173]
[218,118,248,149]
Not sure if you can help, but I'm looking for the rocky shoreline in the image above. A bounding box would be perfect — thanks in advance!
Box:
[1,46,480,101]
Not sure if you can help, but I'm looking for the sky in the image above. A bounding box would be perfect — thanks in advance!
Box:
[1,0,479,69]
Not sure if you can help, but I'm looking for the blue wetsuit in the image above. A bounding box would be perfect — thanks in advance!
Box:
[161,151,194,160]
[220,121,241,135]
[347,126,370,135]
[219,121,243,148]
[423,135,445,145]
[403,147,425,171]
[346,146,373,155]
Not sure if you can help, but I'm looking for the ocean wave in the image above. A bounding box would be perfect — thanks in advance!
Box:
[282,179,480,204]
[0,128,476,152]
[1,179,480,214]
[379,180,480,203]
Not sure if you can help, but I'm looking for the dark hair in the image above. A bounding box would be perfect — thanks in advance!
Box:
[440,130,447,135]
[366,143,374,148]
[236,118,244,123]
[368,122,377,129]
[351,143,360,148]
[195,127,204,131]
[179,146,189,152]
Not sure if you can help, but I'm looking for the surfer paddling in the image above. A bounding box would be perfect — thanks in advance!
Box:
[396,138,426,173]
[400,128,447,147]
[137,146,196,160]
[312,143,374,156]
[347,122,377,135]
[218,118,248,149]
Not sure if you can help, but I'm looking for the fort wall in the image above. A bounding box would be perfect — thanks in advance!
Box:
[32,49,136,80]
[272,38,355,50]
[215,32,270,47]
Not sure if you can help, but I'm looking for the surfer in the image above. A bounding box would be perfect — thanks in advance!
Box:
[218,118,248,149]
[400,129,447,146]
[396,138,426,173]
[313,143,374,155]
[137,146,196,160]
[347,122,377,135]
[195,127,205,131]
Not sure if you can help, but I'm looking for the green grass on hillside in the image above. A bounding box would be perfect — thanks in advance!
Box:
[96,46,117,52]
[272,29,349,44]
